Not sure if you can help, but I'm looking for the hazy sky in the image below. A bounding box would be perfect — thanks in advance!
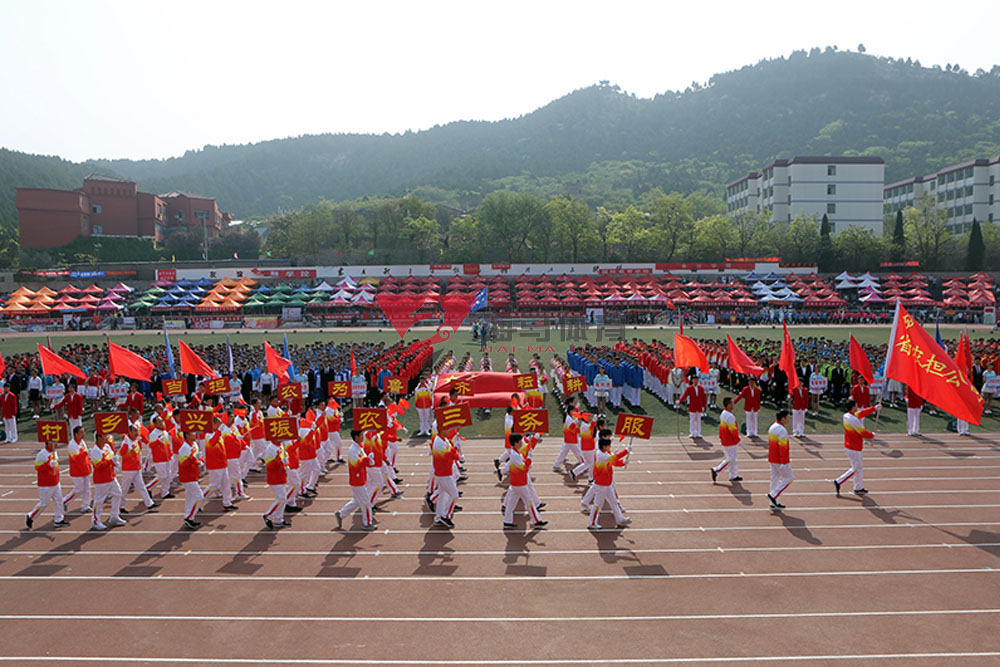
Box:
[2,0,997,163]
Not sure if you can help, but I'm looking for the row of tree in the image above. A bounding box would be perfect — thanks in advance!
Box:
[263,190,1000,271]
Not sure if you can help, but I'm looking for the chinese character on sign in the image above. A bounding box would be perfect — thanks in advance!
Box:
[513,373,538,391]
[353,408,388,431]
[452,379,474,396]
[614,413,654,439]
[37,420,69,444]
[385,377,405,394]
[177,410,213,433]
[204,377,231,395]
[327,381,350,398]
[435,404,472,430]
[263,416,297,441]
[563,375,587,396]
[162,378,187,396]
[512,409,549,434]
[278,383,303,401]
[94,412,129,435]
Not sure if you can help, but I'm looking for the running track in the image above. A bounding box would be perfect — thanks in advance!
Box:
[1,432,998,665]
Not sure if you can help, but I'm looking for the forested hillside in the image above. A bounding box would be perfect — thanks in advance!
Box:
[3,48,1000,268]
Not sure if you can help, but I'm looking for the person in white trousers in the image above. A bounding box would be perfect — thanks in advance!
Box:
[553,396,583,471]
[587,436,631,530]
[25,441,69,529]
[336,430,377,530]
[90,434,126,530]
[711,397,743,484]
[767,411,793,510]
[906,388,924,436]
[63,426,93,513]
[177,433,205,530]
[834,400,878,496]
[117,425,158,511]
[262,440,289,529]
[500,434,547,529]
[431,430,461,528]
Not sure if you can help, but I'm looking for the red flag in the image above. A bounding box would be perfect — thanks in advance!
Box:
[38,344,87,380]
[954,330,972,379]
[848,334,873,385]
[679,312,684,335]
[0,352,5,377]
[264,341,291,384]
[780,322,799,391]
[108,340,154,382]
[350,347,356,375]
[666,299,676,311]
[673,333,709,372]
[726,335,764,376]
[178,340,219,378]
[885,303,983,425]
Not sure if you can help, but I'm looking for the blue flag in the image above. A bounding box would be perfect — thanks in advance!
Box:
[471,287,488,312]
[283,332,297,380]
[226,334,234,377]
[935,313,944,347]
[164,326,176,379]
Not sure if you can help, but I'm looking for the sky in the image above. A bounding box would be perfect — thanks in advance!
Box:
[1,0,998,163]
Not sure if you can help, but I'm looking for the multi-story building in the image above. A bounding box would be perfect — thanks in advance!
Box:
[16,174,230,249]
[884,157,1000,234]
[726,156,885,234]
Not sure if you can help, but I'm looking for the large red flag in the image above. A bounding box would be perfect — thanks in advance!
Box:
[0,352,5,377]
[178,340,219,378]
[780,322,800,391]
[108,340,154,382]
[726,335,764,376]
[264,341,291,384]
[955,330,973,378]
[885,303,983,425]
[38,344,87,380]
[673,333,709,372]
[848,334,874,384]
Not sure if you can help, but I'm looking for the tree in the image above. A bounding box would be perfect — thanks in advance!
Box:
[904,192,953,270]
[967,218,985,270]
[731,210,771,257]
[818,214,834,271]
[214,226,261,259]
[835,225,885,271]
[547,196,598,263]
[644,190,694,261]
[892,209,905,261]
[444,216,482,262]
[476,191,550,262]
[980,220,1000,270]
[689,215,735,261]
[606,206,651,260]
[781,214,821,264]
[403,216,441,263]
[857,44,866,53]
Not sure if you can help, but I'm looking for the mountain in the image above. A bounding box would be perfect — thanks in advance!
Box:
[4,48,1000,234]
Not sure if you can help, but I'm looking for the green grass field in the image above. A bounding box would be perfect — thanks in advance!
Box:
[2,323,997,437]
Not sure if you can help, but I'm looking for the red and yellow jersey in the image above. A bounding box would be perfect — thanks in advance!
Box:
[224,431,242,460]
[90,444,116,484]
[579,421,596,451]
[431,435,460,476]
[843,408,876,451]
[250,411,265,439]
[298,431,318,461]
[148,429,172,463]
[506,448,532,487]
[204,432,228,470]
[346,442,373,487]
[415,383,433,409]
[593,448,628,486]
[34,449,60,487]
[719,410,740,447]
[67,439,92,477]
[118,437,143,471]
[178,442,201,483]
[562,414,579,443]
[264,443,288,485]
[768,423,790,464]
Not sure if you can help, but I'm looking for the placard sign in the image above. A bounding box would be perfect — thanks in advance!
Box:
[809,373,828,393]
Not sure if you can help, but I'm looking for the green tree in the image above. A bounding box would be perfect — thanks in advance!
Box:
[904,192,953,270]
[834,225,885,271]
[606,206,651,260]
[818,214,834,271]
[443,216,482,262]
[644,190,694,261]
[966,218,985,270]
[730,210,772,257]
[476,191,549,262]
[547,196,598,263]
[689,215,735,261]
[892,209,905,261]
[981,220,1000,270]
[403,215,441,262]
[781,214,821,264]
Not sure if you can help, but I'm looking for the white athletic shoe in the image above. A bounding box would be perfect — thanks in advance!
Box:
[107,516,127,527]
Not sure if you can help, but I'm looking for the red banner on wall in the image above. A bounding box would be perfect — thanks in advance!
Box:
[156,268,177,282]
[463,264,481,275]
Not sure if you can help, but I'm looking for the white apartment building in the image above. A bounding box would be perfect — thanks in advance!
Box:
[726,156,886,234]
[884,157,1000,235]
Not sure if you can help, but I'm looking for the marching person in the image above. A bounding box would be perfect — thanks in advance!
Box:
[90,433,126,530]
[25,440,68,529]
[262,436,289,529]
[335,429,376,530]
[248,399,267,470]
[414,374,434,437]
[790,378,809,438]
[324,399,344,465]
[62,425,93,513]
[734,377,762,437]
[711,397,743,484]
[431,427,461,529]
[679,374,707,438]
[587,435,631,530]
[500,434,547,530]
[767,410,793,510]
[553,395,583,472]
[118,424,159,512]
[222,415,248,501]
[145,416,174,499]
[834,400,878,496]
[178,431,204,530]
[2,384,18,443]
[571,414,601,482]
[203,415,237,511]
[906,386,924,436]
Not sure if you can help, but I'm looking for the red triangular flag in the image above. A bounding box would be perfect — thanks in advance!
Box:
[178,340,219,378]
[673,332,709,372]
[780,322,800,391]
[885,303,982,425]
[726,335,764,377]
[108,340,154,382]
[38,344,87,380]
[264,341,291,384]
[848,334,874,385]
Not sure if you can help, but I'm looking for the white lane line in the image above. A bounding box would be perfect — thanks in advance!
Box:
[2,653,1000,664]
[1,609,997,622]
[2,567,997,582]
[8,542,997,558]
[8,521,998,536]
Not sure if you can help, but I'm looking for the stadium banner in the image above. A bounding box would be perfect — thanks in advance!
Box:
[203,377,231,396]
[177,410,214,433]
[512,373,538,391]
[244,317,280,329]
[327,381,351,398]
[384,376,406,394]
[263,416,297,441]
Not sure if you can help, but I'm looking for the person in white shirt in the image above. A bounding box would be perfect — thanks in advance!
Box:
[552,395,583,472]
[27,370,43,419]
[25,441,69,529]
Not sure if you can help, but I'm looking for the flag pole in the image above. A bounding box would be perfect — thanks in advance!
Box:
[872,300,902,435]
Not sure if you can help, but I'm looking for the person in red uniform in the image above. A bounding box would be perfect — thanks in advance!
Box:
[2,385,18,443]
[790,380,809,438]
[587,435,631,530]
[118,424,158,512]
[25,440,69,529]
[500,434,547,529]
[261,438,289,529]
[90,433,125,530]
[203,416,236,510]
[335,430,376,530]
[734,377,762,437]
[54,383,85,433]
[431,428,462,529]
[712,397,743,483]
[553,395,583,472]
[146,416,173,499]
[767,410,793,510]
[223,417,247,501]
[570,414,598,482]
[178,431,204,530]
[63,425,93,512]
[680,375,707,438]
[835,399,879,496]
[850,378,871,410]
[906,387,924,436]
[125,383,145,417]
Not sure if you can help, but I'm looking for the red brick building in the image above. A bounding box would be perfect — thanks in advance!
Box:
[16,174,230,249]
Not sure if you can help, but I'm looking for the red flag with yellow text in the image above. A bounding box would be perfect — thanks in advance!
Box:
[885,303,982,425]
